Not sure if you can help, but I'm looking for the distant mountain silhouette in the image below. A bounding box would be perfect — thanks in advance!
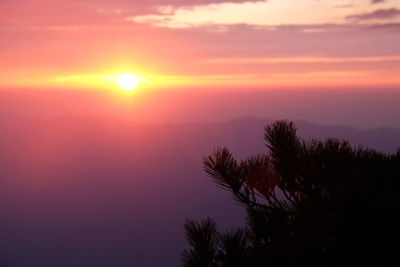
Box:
[2,88,400,129]
[0,116,399,266]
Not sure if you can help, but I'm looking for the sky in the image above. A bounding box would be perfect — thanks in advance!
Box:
[1,0,400,89]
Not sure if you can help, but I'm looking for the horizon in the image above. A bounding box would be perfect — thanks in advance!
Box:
[1,87,400,129]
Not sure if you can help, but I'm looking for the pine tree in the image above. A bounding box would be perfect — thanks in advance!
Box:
[182,120,400,267]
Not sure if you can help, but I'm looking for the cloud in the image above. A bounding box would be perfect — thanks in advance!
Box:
[371,0,385,4]
[94,0,264,13]
[128,0,400,29]
[128,1,352,28]
[160,0,262,4]
[367,22,400,30]
[347,8,400,21]
[203,56,400,64]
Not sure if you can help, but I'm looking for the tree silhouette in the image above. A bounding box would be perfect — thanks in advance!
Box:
[182,120,400,266]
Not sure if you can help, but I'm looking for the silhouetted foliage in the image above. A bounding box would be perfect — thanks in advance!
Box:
[182,218,219,267]
[182,120,400,266]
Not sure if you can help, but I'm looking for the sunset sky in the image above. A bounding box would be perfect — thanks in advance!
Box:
[1,0,400,89]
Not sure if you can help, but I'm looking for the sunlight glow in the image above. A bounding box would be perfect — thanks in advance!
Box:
[117,73,140,91]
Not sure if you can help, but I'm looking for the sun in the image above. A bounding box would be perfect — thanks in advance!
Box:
[117,73,140,91]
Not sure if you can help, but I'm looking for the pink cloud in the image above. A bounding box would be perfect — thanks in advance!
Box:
[347,8,400,21]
